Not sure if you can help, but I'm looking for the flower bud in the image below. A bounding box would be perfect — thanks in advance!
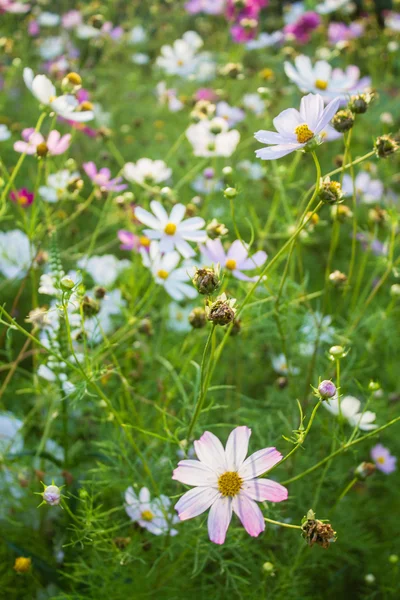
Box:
[43,484,61,506]
[89,14,104,29]
[318,380,337,399]
[160,186,175,201]
[329,270,347,287]
[94,286,106,299]
[368,206,388,225]
[262,561,275,575]
[318,177,343,205]
[301,509,336,549]
[348,92,373,114]
[60,276,75,291]
[61,72,82,93]
[368,380,380,392]
[390,284,400,297]
[332,109,355,133]
[14,557,31,573]
[354,461,376,480]
[219,62,243,79]
[138,317,154,336]
[205,293,236,326]
[224,187,238,199]
[365,574,375,584]
[36,142,48,158]
[329,345,346,359]
[189,307,207,329]
[82,296,100,317]
[374,135,399,159]
[389,554,399,564]
[206,218,228,240]
[222,166,233,184]
[192,266,221,295]
[331,204,353,222]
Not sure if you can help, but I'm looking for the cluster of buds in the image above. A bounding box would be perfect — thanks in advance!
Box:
[206,218,228,240]
[301,509,337,549]
[318,177,343,205]
[192,265,221,295]
[205,293,237,326]
[329,270,348,288]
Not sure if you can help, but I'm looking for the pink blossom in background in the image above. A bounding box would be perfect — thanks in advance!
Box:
[28,19,39,36]
[102,22,124,40]
[118,230,151,252]
[10,188,34,207]
[201,239,267,281]
[14,129,71,156]
[185,0,225,14]
[61,9,82,29]
[194,88,219,102]
[173,426,288,544]
[371,444,397,474]
[83,162,127,192]
[284,12,321,44]
[226,0,268,43]
[0,0,30,14]
[328,21,364,44]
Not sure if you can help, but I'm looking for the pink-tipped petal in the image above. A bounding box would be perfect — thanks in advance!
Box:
[172,459,218,487]
[233,493,265,538]
[83,161,97,179]
[175,487,220,521]
[242,479,288,502]
[239,447,283,480]
[194,431,227,472]
[225,426,251,471]
[207,495,232,544]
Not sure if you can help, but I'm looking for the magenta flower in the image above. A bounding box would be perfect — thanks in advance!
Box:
[10,188,34,207]
[83,162,127,192]
[201,239,267,281]
[14,129,71,156]
[173,426,288,544]
[117,230,151,252]
[194,88,219,102]
[284,12,321,44]
[371,444,397,474]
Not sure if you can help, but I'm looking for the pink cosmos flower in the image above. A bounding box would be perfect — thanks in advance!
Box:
[283,12,321,44]
[173,426,288,544]
[201,239,267,281]
[83,162,127,192]
[10,188,34,207]
[328,22,364,44]
[117,230,151,252]
[0,0,30,14]
[61,9,83,29]
[195,88,219,102]
[14,129,71,156]
[28,19,39,36]
[185,0,225,15]
[371,444,397,474]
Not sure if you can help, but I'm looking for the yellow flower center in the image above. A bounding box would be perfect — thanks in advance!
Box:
[139,236,151,247]
[218,471,243,497]
[157,269,169,280]
[377,457,385,464]
[14,557,31,573]
[315,79,328,91]
[225,258,237,271]
[141,510,154,521]
[49,95,56,103]
[295,124,314,144]
[164,222,177,235]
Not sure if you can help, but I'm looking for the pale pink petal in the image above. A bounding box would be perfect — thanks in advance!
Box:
[83,161,97,179]
[227,240,248,263]
[225,426,251,471]
[172,459,218,486]
[201,238,226,264]
[239,250,267,270]
[194,431,227,472]
[239,447,283,480]
[47,130,61,148]
[242,479,288,502]
[232,493,265,538]
[315,96,341,134]
[175,486,219,521]
[207,495,232,544]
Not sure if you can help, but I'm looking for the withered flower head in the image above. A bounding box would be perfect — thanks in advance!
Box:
[192,265,221,295]
[205,293,237,326]
[301,509,337,549]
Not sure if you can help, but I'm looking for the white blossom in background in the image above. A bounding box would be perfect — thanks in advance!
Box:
[216,102,245,127]
[186,118,240,157]
[78,255,130,287]
[299,311,336,356]
[0,124,11,141]
[323,395,378,431]
[237,160,264,180]
[167,303,193,332]
[342,172,383,204]
[123,158,172,185]
[0,230,35,279]
[39,170,80,203]
[125,486,178,536]
[246,31,284,50]
[242,94,265,116]
[271,354,300,376]
[156,31,215,81]
[0,412,23,454]
[129,25,147,44]
[316,0,354,15]
[156,82,184,112]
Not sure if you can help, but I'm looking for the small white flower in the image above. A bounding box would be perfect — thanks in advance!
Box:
[324,395,378,431]
[0,124,11,141]
[316,0,353,15]
[125,486,178,536]
[342,172,383,204]
[167,302,193,332]
[156,31,215,81]
[271,354,300,376]
[39,169,80,203]
[156,81,184,112]
[237,160,264,180]
[132,53,150,65]
[141,242,197,301]
[216,101,245,127]
[0,230,34,279]
[242,94,265,116]
[284,55,370,102]
[77,255,130,287]
[23,68,94,122]
[246,31,284,50]
[135,201,206,258]
[299,311,335,356]
[129,25,147,44]
[186,117,240,158]
[255,93,341,161]
[0,412,23,454]
[37,11,61,26]
[123,158,172,185]
[39,37,64,60]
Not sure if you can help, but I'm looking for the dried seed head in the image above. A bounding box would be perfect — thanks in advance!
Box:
[354,461,376,480]
[332,109,355,133]
[301,509,337,549]
[205,293,237,326]
[192,266,221,295]
[36,142,48,158]
[82,296,100,318]
[374,135,399,159]
[329,270,347,287]
[189,307,207,329]
[348,92,373,114]
[318,177,343,205]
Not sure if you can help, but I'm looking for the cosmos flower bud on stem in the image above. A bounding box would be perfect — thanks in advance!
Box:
[36,142,48,158]
[332,109,355,133]
[159,186,175,201]
[205,293,236,326]
[374,135,399,159]
[348,92,373,114]
[60,276,75,291]
[189,307,207,329]
[222,166,233,184]
[43,484,62,506]
[206,218,228,240]
[301,509,336,549]
[390,283,400,297]
[14,557,32,573]
[61,72,82,93]
[354,461,376,480]
[219,62,243,79]
[262,561,275,576]
[329,270,347,288]
[82,296,100,318]
[329,345,348,360]
[318,177,343,205]
[224,187,238,199]
[317,380,337,400]
[192,266,221,295]
[138,317,154,336]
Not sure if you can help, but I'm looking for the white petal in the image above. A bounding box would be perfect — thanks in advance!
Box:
[207,495,232,544]
[225,426,251,471]
[175,487,219,521]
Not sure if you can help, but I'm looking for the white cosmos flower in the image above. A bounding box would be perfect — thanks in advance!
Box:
[284,55,370,102]
[317,0,353,15]
[242,93,265,116]
[186,118,240,158]
[135,201,206,258]
[254,93,341,161]
[156,81,184,112]
[216,101,245,127]
[342,172,383,204]
[78,255,130,287]
[0,412,23,454]
[0,230,34,279]
[37,11,61,26]
[156,31,215,81]
[323,395,378,431]
[140,242,197,301]
[271,354,300,376]
[23,68,94,122]
[123,158,172,185]
[39,169,80,203]
[237,160,264,180]
[129,25,147,44]
[246,31,284,50]
[168,302,193,332]
[0,124,11,141]
[125,486,178,536]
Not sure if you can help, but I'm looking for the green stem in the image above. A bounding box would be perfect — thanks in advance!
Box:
[264,517,302,530]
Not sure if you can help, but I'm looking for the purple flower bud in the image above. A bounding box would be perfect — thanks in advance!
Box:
[318,380,337,399]
[43,484,61,506]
